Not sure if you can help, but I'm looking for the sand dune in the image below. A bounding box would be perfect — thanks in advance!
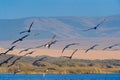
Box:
[1,48,120,60]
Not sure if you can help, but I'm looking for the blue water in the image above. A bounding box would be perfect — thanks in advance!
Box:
[0,74,120,80]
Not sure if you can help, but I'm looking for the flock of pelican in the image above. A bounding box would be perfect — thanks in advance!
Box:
[0,18,120,70]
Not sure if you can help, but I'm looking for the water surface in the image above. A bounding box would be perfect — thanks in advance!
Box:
[0,74,120,80]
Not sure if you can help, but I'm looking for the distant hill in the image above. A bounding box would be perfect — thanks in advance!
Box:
[0,14,120,49]
[0,14,120,41]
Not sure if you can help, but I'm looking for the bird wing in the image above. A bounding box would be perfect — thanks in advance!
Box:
[28,22,34,31]
[11,39,20,45]
[18,48,31,54]
[32,57,47,64]
[62,43,78,53]
[11,35,29,44]
[62,47,67,53]
[82,19,106,32]
[85,48,90,53]
[48,40,58,48]
[8,56,22,67]
[69,49,78,59]
[2,56,14,65]
[85,44,98,53]
[19,30,28,34]
[93,18,106,28]
[9,46,16,51]
[82,27,95,31]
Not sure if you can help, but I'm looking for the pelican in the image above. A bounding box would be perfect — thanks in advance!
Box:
[0,45,16,55]
[103,43,120,50]
[82,19,106,31]
[64,49,78,59]
[35,35,57,49]
[85,44,98,53]
[32,56,47,65]
[18,48,32,54]
[8,51,35,67]
[20,22,33,34]
[0,55,14,66]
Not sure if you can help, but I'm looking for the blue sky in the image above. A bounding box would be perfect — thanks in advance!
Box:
[0,0,120,19]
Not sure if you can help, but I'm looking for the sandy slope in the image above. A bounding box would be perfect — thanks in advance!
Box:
[1,48,120,60]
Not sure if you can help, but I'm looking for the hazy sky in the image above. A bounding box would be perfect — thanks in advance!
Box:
[0,0,120,19]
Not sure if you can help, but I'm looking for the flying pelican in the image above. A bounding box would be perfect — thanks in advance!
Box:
[0,46,16,55]
[64,49,78,59]
[11,34,30,44]
[46,40,58,48]
[18,48,32,54]
[35,35,57,49]
[82,19,106,31]
[85,44,98,53]
[0,55,14,66]
[8,51,35,67]
[32,56,47,65]
[103,43,120,50]
[62,43,79,54]
[19,22,34,34]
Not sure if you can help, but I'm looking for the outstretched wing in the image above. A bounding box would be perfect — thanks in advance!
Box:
[85,44,98,53]
[82,19,106,32]
[85,48,90,53]
[32,57,47,65]
[19,30,28,34]
[62,46,67,53]
[48,40,58,48]
[19,22,34,34]
[82,27,94,31]
[61,43,79,55]
[8,56,22,67]
[11,39,20,45]
[69,49,78,59]
[28,22,34,31]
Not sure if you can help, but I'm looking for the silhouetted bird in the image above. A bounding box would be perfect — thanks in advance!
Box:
[0,46,16,55]
[8,56,22,67]
[46,40,58,48]
[0,55,14,66]
[82,19,106,31]
[32,57,47,65]
[67,49,78,59]
[8,51,35,67]
[35,35,57,49]
[103,43,120,50]
[85,44,98,53]
[62,43,79,54]
[24,51,35,56]
[11,34,30,44]
[18,48,32,54]
[20,22,34,34]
